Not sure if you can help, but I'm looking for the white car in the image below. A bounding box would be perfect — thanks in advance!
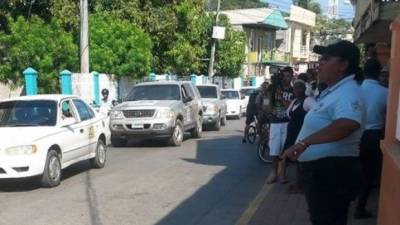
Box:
[239,86,257,114]
[221,89,244,119]
[0,95,110,187]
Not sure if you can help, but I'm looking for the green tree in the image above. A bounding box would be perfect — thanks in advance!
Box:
[293,0,321,14]
[213,15,246,78]
[207,0,268,10]
[89,13,153,79]
[0,16,78,93]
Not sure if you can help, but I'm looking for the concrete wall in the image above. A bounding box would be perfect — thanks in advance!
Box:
[0,83,23,100]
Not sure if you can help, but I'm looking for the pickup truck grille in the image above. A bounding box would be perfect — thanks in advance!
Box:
[123,110,155,118]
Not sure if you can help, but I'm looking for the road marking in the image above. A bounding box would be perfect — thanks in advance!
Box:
[235,181,275,225]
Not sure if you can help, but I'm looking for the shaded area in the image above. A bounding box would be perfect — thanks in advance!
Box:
[155,134,270,225]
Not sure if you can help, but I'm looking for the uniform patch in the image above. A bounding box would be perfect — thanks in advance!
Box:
[352,101,361,112]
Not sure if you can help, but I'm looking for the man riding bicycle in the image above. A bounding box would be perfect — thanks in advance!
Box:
[242,82,270,143]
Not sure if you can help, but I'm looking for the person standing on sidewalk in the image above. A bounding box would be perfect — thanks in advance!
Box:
[266,72,293,184]
[282,40,365,225]
[354,58,387,219]
[279,79,316,188]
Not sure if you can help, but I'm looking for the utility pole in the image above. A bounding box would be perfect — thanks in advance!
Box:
[80,0,89,73]
[208,0,221,77]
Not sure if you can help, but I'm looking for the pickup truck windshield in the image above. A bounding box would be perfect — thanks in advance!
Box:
[0,100,57,127]
[127,85,181,101]
[197,86,218,98]
[222,91,239,99]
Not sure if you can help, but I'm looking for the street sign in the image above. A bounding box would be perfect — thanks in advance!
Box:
[212,26,225,39]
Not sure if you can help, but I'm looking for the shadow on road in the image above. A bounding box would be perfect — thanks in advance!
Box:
[155,134,269,225]
[0,160,93,192]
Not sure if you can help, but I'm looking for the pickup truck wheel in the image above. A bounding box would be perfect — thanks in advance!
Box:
[90,139,107,168]
[169,120,184,146]
[111,136,127,147]
[191,117,202,138]
[213,116,221,131]
[41,149,61,188]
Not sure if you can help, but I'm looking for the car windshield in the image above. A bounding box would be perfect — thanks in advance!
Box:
[0,100,57,127]
[197,86,218,98]
[222,91,240,99]
[240,88,255,96]
[127,85,181,101]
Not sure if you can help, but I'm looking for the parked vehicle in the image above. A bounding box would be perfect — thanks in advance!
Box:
[221,89,244,119]
[196,84,226,130]
[110,81,203,147]
[0,95,110,187]
[239,86,257,114]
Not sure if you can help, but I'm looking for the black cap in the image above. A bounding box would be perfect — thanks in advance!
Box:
[313,40,360,68]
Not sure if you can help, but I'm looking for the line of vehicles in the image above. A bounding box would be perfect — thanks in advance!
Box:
[0,81,257,187]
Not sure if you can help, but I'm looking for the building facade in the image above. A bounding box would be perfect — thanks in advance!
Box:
[276,5,316,73]
[221,8,288,84]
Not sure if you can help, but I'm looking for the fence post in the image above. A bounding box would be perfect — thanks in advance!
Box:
[190,74,197,85]
[149,73,156,81]
[92,71,100,106]
[60,70,72,95]
[23,67,38,95]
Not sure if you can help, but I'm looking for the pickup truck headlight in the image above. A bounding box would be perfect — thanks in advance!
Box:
[156,108,175,119]
[5,145,37,155]
[205,104,218,114]
[110,110,123,119]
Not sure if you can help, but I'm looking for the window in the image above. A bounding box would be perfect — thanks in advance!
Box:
[0,100,57,127]
[183,84,195,98]
[73,99,94,121]
[197,86,218,98]
[126,85,181,101]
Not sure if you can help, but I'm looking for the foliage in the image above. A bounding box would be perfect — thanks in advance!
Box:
[89,13,153,79]
[293,0,321,14]
[207,0,268,10]
[0,16,78,93]
[213,15,246,78]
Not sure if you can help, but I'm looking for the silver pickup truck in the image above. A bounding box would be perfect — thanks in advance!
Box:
[109,81,203,147]
[196,84,227,131]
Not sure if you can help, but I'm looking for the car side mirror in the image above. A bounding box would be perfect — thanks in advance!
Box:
[59,117,76,127]
[241,95,245,100]
[183,96,193,103]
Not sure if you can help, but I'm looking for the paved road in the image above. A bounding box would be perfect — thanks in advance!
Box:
[0,118,270,225]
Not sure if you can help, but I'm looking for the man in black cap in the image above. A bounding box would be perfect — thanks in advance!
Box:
[282,40,365,225]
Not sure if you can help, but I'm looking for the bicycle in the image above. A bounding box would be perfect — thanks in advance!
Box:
[246,120,257,144]
[257,122,272,163]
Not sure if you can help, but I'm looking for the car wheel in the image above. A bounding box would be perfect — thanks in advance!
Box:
[169,119,184,146]
[111,135,127,147]
[90,139,107,168]
[41,149,61,188]
[213,116,221,131]
[221,115,226,126]
[190,116,202,138]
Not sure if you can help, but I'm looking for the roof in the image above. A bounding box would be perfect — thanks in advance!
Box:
[196,84,219,87]
[239,86,257,90]
[221,8,288,30]
[1,94,77,102]
[136,81,184,86]
[221,89,238,92]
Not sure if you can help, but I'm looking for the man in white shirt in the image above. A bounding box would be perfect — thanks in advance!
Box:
[355,58,388,219]
[99,88,114,115]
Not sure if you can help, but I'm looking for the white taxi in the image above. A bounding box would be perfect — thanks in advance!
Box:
[0,95,110,187]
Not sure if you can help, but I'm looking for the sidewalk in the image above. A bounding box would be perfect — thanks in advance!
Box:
[239,165,378,225]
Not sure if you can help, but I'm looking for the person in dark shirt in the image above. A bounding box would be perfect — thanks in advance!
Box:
[242,88,261,143]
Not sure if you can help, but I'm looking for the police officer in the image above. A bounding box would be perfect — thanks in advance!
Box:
[282,40,365,225]
[100,88,113,114]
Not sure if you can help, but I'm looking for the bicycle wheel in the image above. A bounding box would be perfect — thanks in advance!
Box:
[257,141,272,163]
[247,125,257,144]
